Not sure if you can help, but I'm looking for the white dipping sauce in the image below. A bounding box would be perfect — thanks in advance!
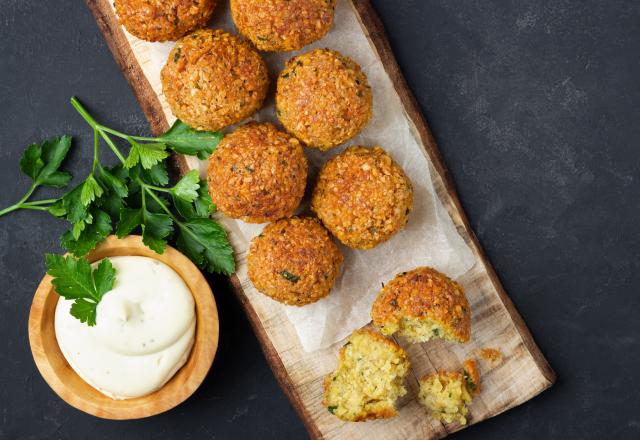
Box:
[54,256,196,400]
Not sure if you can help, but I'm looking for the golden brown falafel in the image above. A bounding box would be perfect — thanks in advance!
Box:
[276,49,372,150]
[207,122,307,223]
[248,217,343,306]
[371,267,471,343]
[323,329,409,422]
[311,146,413,249]
[161,29,269,131]
[115,0,217,42]
[230,0,336,52]
[418,361,480,425]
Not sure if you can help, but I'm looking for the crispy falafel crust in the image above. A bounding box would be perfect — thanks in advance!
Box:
[311,146,413,248]
[371,267,471,343]
[322,329,409,422]
[208,122,307,223]
[248,217,343,306]
[115,0,217,42]
[230,0,336,52]
[161,29,269,131]
[276,49,372,150]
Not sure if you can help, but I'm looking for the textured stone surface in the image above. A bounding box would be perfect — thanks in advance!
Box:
[0,0,638,438]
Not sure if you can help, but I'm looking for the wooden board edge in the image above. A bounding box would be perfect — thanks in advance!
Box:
[228,275,324,440]
[350,0,556,387]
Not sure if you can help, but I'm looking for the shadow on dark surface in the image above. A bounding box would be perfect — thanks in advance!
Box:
[0,0,639,439]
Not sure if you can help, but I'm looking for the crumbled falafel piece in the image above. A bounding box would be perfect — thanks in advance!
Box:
[276,49,372,150]
[371,267,471,343]
[115,0,217,42]
[161,29,269,131]
[418,362,480,425]
[311,146,413,248]
[248,217,343,305]
[462,359,481,396]
[208,122,307,223]
[231,0,336,52]
[323,329,410,421]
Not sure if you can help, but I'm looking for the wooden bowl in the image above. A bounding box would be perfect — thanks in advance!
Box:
[28,235,219,419]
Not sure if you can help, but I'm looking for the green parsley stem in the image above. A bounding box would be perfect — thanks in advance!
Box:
[23,198,58,206]
[142,183,174,218]
[144,184,170,193]
[70,97,127,164]
[97,125,156,143]
[0,183,37,217]
[18,205,51,212]
[70,96,99,130]
[142,183,215,259]
[92,128,99,173]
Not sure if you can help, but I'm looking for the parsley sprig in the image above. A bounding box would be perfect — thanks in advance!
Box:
[45,254,116,326]
[1,97,235,293]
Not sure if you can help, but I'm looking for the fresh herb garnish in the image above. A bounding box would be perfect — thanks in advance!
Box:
[279,270,300,283]
[0,136,72,217]
[45,254,116,326]
[1,97,235,278]
[327,405,338,414]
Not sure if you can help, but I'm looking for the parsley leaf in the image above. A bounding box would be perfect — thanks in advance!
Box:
[176,218,235,274]
[171,170,200,202]
[60,208,112,257]
[280,271,300,283]
[142,212,173,253]
[96,165,129,218]
[97,166,128,198]
[115,207,173,254]
[45,254,116,326]
[173,183,215,219]
[142,163,169,186]
[124,140,169,170]
[158,120,223,159]
[20,136,73,188]
[80,174,104,205]
[49,183,96,240]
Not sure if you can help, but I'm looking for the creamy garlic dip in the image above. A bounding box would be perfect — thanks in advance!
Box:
[54,256,195,400]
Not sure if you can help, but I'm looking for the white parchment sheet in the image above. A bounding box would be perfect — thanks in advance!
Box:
[139,1,476,351]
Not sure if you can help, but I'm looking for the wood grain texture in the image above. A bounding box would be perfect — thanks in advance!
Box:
[28,235,219,420]
[83,0,555,437]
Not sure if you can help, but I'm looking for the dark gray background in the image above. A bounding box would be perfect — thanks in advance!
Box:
[1,0,638,438]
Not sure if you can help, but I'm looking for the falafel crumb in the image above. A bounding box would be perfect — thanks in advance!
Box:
[477,348,503,367]
[418,362,480,425]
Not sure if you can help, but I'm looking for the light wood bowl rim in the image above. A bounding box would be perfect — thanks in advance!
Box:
[28,235,219,420]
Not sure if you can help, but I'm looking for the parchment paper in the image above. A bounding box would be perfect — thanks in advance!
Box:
[138,1,476,352]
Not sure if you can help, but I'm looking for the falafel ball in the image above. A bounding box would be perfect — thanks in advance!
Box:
[311,146,413,249]
[276,49,372,150]
[371,267,471,343]
[161,29,269,131]
[247,217,343,306]
[230,0,336,52]
[115,0,217,42]
[208,122,308,223]
[323,329,409,421]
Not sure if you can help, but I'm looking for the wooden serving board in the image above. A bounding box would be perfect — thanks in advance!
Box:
[84,1,555,438]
